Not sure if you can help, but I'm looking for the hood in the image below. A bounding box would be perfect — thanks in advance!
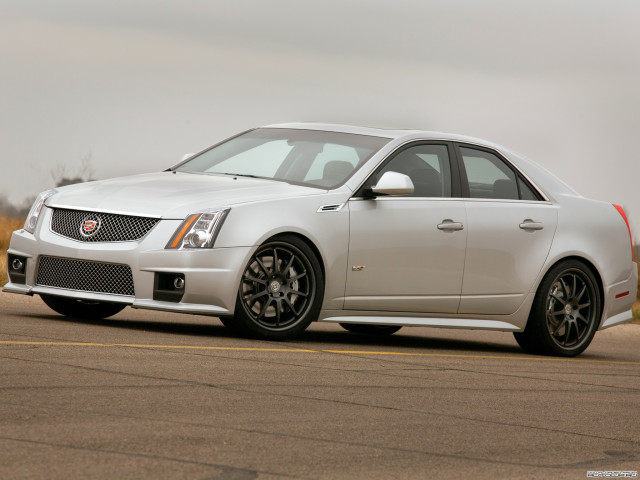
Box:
[47,171,325,218]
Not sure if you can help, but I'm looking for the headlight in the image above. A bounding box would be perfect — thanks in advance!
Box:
[24,189,57,234]
[166,209,230,249]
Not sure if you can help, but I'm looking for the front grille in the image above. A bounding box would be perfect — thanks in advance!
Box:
[50,208,159,242]
[37,256,135,296]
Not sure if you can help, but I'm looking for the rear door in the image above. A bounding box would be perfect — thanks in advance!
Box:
[455,145,558,315]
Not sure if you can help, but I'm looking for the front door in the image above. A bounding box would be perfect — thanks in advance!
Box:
[344,143,467,313]
[345,197,467,313]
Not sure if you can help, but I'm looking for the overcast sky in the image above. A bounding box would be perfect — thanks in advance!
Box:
[1,0,639,235]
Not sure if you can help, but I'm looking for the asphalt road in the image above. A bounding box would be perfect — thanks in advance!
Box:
[1,293,639,480]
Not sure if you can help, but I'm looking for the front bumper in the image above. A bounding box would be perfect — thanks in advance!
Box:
[3,207,250,316]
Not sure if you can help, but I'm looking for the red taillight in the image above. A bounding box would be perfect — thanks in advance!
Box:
[613,204,634,261]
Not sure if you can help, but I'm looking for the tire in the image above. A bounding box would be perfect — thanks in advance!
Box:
[339,323,402,335]
[41,294,126,319]
[514,260,601,357]
[232,235,324,340]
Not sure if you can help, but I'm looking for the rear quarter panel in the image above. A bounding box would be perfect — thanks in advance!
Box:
[539,194,635,323]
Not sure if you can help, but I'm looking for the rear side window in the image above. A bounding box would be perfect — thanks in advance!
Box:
[459,147,540,201]
[518,177,538,201]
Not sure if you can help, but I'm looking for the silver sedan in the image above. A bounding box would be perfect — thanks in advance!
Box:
[4,123,637,356]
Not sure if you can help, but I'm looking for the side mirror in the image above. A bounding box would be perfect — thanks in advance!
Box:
[182,153,195,161]
[367,171,414,197]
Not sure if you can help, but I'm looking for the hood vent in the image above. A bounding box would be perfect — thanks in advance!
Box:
[317,203,345,213]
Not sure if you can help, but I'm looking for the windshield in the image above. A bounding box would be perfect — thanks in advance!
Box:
[174,128,391,188]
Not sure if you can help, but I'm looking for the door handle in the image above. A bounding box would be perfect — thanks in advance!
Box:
[437,220,464,231]
[519,219,544,231]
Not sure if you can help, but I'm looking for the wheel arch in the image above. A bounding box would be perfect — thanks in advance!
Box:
[533,255,605,318]
[262,231,326,282]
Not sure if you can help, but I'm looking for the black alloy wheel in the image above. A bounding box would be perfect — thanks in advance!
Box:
[233,235,323,339]
[41,294,126,319]
[514,260,601,357]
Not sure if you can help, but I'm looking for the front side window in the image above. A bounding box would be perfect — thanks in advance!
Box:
[175,128,390,189]
[371,144,452,197]
[459,147,538,200]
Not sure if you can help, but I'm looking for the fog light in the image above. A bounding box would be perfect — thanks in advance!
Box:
[153,272,185,302]
[7,254,27,284]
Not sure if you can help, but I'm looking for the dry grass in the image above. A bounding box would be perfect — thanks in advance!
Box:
[633,298,640,323]
[1,216,26,284]
[634,263,640,323]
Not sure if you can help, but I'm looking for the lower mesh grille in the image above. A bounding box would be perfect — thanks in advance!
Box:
[36,256,135,296]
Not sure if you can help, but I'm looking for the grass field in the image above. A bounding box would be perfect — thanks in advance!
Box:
[1,215,640,320]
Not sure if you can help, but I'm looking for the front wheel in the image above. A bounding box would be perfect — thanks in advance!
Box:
[514,260,601,357]
[232,235,324,340]
[41,294,126,319]
[339,323,402,335]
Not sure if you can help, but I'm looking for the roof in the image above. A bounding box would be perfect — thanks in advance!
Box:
[264,122,424,139]
[263,122,502,150]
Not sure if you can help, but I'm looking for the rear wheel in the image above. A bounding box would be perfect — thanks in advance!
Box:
[339,323,402,335]
[41,294,126,319]
[514,260,601,357]
[232,235,323,339]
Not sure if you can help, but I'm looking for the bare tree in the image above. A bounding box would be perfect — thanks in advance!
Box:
[0,154,95,219]
[79,152,95,180]
[51,152,96,187]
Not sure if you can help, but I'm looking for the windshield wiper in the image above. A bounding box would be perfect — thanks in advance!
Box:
[220,172,260,178]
